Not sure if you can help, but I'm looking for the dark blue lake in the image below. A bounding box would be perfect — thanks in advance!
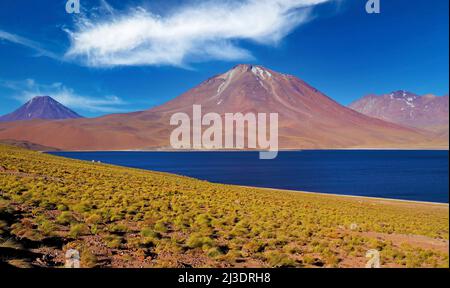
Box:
[49,150,449,203]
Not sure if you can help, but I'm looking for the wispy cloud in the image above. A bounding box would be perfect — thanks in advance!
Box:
[0,79,126,113]
[0,30,61,60]
[65,0,332,67]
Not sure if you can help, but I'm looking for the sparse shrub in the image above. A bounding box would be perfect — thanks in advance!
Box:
[174,216,190,230]
[195,214,212,228]
[0,220,7,235]
[265,251,297,267]
[57,211,74,225]
[186,233,214,250]
[81,248,98,268]
[154,220,169,233]
[283,243,301,254]
[140,227,161,239]
[140,237,156,248]
[57,204,69,211]
[303,255,316,265]
[207,247,224,258]
[108,223,128,234]
[69,223,89,239]
[110,211,125,222]
[324,252,340,267]
[104,234,123,249]
[242,240,266,256]
[38,220,55,236]
[72,202,92,213]
[86,214,102,225]
[223,249,242,263]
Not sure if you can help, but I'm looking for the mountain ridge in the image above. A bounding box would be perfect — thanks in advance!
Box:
[349,91,449,134]
[0,65,447,150]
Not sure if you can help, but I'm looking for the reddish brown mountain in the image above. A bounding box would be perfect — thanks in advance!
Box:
[0,65,446,150]
[349,91,449,134]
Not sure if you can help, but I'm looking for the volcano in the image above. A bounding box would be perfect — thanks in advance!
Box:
[0,96,83,122]
[0,65,445,150]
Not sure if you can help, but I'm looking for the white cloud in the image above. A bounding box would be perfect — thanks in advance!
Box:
[0,79,126,113]
[65,0,332,67]
[0,30,60,60]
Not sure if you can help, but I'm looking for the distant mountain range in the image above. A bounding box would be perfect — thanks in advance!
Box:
[0,65,447,150]
[0,96,83,122]
[349,91,449,135]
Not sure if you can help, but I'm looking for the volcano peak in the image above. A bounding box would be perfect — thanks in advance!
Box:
[0,96,83,122]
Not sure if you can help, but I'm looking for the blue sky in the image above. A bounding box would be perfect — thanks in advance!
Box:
[0,0,448,117]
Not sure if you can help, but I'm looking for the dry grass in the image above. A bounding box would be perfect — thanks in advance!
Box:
[0,144,448,268]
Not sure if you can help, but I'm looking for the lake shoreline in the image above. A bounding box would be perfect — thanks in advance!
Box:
[48,150,450,204]
[43,147,450,153]
[236,185,449,206]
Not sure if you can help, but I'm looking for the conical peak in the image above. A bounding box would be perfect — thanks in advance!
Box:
[29,96,53,102]
[232,64,272,74]
[232,64,252,70]
[0,95,83,122]
[26,96,55,107]
[219,64,275,81]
